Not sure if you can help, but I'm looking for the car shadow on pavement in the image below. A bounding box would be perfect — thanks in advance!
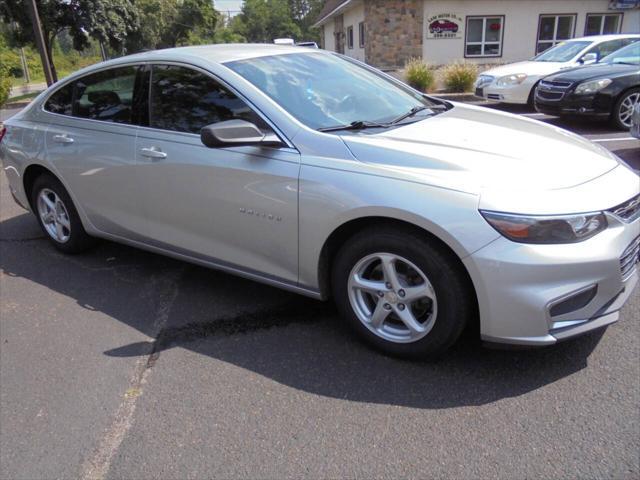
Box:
[1,212,607,410]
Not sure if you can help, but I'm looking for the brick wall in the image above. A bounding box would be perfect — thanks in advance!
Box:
[364,0,424,69]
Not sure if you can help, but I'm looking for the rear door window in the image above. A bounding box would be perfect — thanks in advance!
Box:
[44,83,74,116]
[149,64,267,134]
[73,66,137,124]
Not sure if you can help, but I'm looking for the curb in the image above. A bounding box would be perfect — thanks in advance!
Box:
[429,93,483,102]
[4,101,31,109]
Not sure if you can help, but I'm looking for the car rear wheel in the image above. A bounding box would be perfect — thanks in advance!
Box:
[31,174,96,253]
[332,226,474,358]
[612,88,640,130]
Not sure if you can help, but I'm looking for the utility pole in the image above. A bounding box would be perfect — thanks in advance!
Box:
[26,0,54,86]
[19,48,31,83]
[99,41,108,61]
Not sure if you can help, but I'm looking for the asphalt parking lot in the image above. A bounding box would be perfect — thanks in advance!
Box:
[1,102,639,479]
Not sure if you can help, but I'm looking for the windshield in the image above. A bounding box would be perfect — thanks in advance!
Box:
[601,41,640,65]
[225,52,432,130]
[533,41,591,62]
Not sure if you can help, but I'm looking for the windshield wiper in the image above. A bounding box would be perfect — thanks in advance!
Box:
[389,104,447,125]
[318,104,449,132]
[318,120,390,132]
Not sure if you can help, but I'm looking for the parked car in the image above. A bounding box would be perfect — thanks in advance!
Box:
[1,45,639,358]
[296,41,319,48]
[631,102,640,139]
[429,19,458,34]
[535,41,640,130]
[475,34,640,105]
[273,38,295,45]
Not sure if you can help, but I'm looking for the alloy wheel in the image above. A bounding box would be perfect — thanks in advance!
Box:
[37,188,71,243]
[347,252,438,343]
[619,92,640,129]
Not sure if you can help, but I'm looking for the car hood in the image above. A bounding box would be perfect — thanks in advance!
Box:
[341,103,620,193]
[482,60,569,78]
[543,63,639,83]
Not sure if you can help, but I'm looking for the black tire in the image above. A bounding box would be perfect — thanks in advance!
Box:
[611,88,640,131]
[527,82,539,109]
[331,226,475,359]
[31,173,96,254]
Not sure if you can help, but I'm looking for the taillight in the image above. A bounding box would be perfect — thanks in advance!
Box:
[0,125,6,144]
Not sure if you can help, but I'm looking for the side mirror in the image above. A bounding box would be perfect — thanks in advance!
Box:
[580,53,598,65]
[200,119,282,148]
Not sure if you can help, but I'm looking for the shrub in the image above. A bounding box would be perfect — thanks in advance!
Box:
[442,61,478,93]
[0,66,12,108]
[404,58,435,92]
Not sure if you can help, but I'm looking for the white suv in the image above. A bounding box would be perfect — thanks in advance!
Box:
[475,34,640,105]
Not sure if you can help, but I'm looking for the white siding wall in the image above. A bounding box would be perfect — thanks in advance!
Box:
[324,23,336,52]
[342,4,366,61]
[422,0,640,65]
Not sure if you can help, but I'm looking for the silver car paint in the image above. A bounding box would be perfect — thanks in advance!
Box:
[1,45,638,347]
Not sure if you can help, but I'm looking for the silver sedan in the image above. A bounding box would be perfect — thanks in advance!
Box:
[1,44,638,358]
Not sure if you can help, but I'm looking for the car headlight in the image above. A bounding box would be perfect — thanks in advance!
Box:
[480,211,607,244]
[496,73,527,87]
[574,79,612,95]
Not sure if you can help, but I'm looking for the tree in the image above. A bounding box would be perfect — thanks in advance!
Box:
[288,0,323,41]
[1,0,139,81]
[236,0,301,43]
[125,0,218,52]
[0,34,13,107]
[213,15,246,44]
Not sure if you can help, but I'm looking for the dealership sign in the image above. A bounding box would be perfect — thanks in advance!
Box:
[426,14,464,39]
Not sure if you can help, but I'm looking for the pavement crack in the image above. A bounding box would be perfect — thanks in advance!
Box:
[80,269,184,480]
[153,300,333,354]
[0,236,45,242]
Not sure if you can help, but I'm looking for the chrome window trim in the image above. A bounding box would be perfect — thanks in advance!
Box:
[39,60,298,152]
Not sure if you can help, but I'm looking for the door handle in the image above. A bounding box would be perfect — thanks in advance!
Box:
[140,147,167,160]
[53,134,74,144]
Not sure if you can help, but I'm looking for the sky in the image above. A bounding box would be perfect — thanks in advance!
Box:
[215,0,244,15]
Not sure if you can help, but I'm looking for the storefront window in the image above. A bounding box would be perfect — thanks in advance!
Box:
[465,16,504,57]
[537,14,576,54]
[585,14,622,36]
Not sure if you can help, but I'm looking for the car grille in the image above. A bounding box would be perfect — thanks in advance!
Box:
[620,234,640,280]
[537,90,564,100]
[536,80,573,101]
[609,194,640,223]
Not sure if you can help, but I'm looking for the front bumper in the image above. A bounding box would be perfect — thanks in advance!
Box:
[474,81,533,105]
[535,91,613,118]
[464,212,640,346]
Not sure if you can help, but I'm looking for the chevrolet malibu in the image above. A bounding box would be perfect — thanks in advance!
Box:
[1,45,639,358]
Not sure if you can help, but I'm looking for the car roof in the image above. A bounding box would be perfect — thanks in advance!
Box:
[569,34,640,43]
[52,43,322,85]
[111,43,312,66]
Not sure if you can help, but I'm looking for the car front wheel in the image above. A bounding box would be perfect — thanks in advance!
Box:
[612,88,640,130]
[332,226,474,358]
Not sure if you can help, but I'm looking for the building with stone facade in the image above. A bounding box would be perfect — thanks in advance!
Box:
[314,0,640,69]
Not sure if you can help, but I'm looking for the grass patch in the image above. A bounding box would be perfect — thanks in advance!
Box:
[7,91,43,103]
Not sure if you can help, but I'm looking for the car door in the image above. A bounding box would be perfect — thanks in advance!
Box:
[43,65,148,239]
[133,63,300,284]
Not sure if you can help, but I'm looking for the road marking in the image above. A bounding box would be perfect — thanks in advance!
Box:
[80,271,183,480]
[521,113,548,117]
[591,137,638,143]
